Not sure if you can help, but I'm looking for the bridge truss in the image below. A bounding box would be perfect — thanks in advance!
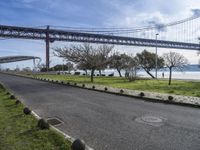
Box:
[0,24,199,69]
[0,56,41,64]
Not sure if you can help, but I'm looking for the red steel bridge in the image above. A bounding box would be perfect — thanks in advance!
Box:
[0,16,200,69]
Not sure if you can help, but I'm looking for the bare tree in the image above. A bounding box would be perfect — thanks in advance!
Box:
[163,52,188,85]
[125,56,139,81]
[54,43,113,82]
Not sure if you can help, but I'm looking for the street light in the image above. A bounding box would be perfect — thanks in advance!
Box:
[198,37,200,56]
[62,59,64,72]
[155,33,159,79]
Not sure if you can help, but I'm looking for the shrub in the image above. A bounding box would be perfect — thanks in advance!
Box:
[6,92,10,95]
[71,139,85,150]
[10,95,15,99]
[92,85,95,89]
[74,72,81,75]
[23,107,31,115]
[168,96,174,101]
[82,84,85,88]
[104,87,108,91]
[37,119,49,130]
[120,89,124,94]
[169,90,174,93]
[108,73,114,77]
[139,92,145,97]
[15,100,21,105]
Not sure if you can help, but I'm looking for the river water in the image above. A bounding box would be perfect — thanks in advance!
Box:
[88,70,200,80]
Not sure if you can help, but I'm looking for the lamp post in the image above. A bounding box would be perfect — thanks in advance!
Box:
[62,59,64,72]
[155,33,159,79]
[198,37,200,56]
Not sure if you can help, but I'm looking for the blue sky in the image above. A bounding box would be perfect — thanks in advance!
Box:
[0,0,200,69]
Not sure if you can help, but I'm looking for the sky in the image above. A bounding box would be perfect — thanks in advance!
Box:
[0,0,200,69]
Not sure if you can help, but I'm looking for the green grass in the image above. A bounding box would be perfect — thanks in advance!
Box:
[31,74,200,97]
[0,84,71,150]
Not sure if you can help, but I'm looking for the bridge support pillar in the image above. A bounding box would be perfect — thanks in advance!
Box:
[46,25,50,71]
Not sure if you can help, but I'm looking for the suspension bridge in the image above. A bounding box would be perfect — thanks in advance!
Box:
[0,56,41,64]
[0,15,200,69]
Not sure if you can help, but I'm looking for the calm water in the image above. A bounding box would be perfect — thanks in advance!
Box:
[89,70,200,80]
[138,71,200,80]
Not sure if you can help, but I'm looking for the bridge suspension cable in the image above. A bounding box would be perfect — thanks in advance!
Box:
[50,15,200,34]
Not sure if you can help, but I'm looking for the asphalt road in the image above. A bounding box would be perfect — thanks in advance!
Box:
[0,73,200,150]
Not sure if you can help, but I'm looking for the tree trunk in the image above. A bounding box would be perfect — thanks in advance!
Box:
[146,70,155,79]
[168,67,172,85]
[99,70,101,76]
[117,69,122,77]
[91,69,95,83]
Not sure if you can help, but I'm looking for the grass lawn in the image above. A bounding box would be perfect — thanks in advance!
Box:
[31,74,200,97]
[0,84,71,150]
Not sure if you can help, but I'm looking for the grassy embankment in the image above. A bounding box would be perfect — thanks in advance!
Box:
[31,74,200,97]
[0,84,71,150]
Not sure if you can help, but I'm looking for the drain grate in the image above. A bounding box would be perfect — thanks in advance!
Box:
[47,117,63,126]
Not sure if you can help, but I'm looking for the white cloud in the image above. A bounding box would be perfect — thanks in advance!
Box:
[104,0,200,27]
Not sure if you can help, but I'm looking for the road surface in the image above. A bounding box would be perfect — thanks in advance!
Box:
[0,73,200,150]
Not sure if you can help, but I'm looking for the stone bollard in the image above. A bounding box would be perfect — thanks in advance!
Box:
[71,139,85,150]
[139,92,145,97]
[37,118,49,130]
[82,84,85,88]
[15,100,21,105]
[120,89,124,94]
[23,107,31,115]
[104,87,108,91]
[10,95,15,99]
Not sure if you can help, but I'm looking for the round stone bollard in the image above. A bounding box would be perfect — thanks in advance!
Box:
[104,87,108,91]
[37,118,49,130]
[139,92,145,97]
[23,107,31,115]
[71,139,85,150]
[120,89,124,94]
[10,95,15,99]
[168,96,174,101]
[15,100,21,105]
